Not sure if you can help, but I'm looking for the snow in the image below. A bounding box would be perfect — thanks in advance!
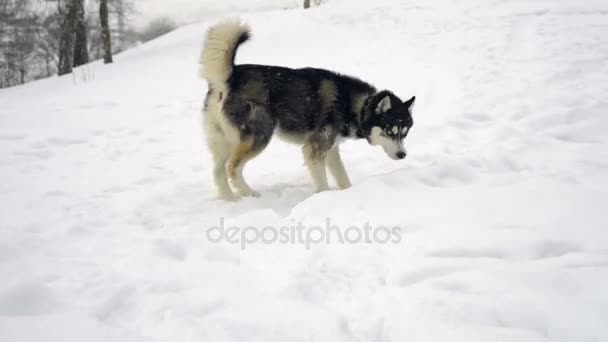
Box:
[133,0,302,28]
[1,0,608,341]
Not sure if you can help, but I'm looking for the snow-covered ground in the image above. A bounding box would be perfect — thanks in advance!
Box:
[133,0,301,28]
[1,0,608,341]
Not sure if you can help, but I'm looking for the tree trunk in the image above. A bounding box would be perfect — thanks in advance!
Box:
[46,53,53,77]
[304,0,311,9]
[99,0,113,64]
[116,0,125,51]
[58,0,79,76]
[73,0,88,67]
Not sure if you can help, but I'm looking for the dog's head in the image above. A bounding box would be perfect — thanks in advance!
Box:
[361,91,415,160]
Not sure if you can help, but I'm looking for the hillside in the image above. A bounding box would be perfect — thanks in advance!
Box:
[1,0,607,341]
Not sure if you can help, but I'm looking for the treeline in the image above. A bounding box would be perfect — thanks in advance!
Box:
[0,0,176,89]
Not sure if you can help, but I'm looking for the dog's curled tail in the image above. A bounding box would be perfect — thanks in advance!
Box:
[200,20,250,86]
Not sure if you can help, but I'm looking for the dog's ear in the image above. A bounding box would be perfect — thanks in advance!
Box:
[375,95,392,114]
[403,96,416,110]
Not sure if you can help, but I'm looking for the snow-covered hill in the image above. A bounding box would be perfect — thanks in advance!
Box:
[134,0,302,28]
[1,0,608,341]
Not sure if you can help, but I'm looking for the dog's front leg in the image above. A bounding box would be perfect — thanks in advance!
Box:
[326,145,351,189]
[302,143,329,193]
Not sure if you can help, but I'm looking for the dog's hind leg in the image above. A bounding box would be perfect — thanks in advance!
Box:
[205,123,236,200]
[227,138,257,197]
[204,95,238,200]
[302,142,330,193]
[227,136,266,197]
[327,145,351,190]
[222,99,274,198]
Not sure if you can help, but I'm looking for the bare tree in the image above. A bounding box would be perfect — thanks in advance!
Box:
[99,0,112,63]
[0,0,140,87]
[38,10,60,77]
[115,0,125,47]
[0,0,43,87]
[57,0,78,75]
[108,0,134,52]
[72,0,88,67]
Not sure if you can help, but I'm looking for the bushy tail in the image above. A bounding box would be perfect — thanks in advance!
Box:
[200,20,250,87]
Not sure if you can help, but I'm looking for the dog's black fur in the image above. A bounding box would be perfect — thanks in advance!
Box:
[222,63,414,154]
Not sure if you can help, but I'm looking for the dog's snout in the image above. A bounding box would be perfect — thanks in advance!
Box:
[396,152,406,159]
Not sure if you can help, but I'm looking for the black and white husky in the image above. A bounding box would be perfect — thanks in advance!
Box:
[200,20,415,200]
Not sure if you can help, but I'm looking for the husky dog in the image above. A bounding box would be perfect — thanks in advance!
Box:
[200,20,415,200]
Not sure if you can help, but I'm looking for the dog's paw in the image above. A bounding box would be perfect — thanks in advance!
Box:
[337,182,352,190]
[239,190,260,198]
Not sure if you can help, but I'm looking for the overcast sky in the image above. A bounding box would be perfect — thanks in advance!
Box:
[132,0,301,28]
